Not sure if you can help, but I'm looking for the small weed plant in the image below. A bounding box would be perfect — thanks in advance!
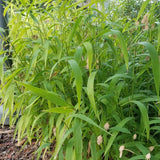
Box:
[0,0,160,159]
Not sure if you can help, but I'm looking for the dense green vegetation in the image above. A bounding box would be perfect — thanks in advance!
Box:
[0,0,160,159]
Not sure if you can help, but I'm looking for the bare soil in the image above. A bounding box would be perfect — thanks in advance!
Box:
[0,125,52,160]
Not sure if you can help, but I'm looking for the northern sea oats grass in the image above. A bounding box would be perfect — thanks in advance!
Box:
[0,0,160,159]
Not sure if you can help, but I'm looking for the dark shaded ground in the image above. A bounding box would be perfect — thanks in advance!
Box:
[0,125,52,160]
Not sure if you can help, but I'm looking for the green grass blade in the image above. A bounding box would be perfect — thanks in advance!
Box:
[68,60,83,109]
[67,114,111,135]
[104,117,133,155]
[29,12,39,24]
[136,0,150,21]
[135,143,149,155]
[130,101,150,140]
[65,138,74,160]
[110,126,131,134]
[25,45,40,80]
[68,16,83,43]
[155,22,160,51]
[73,119,83,160]
[19,82,72,107]
[44,107,75,113]
[54,36,62,60]
[105,73,131,83]
[91,134,97,160]
[44,40,49,68]
[74,47,83,64]
[5,68,23,83]
[129,155,145,160]
[83,42,94,74]
[139,42,160,97]
[54,128,74,159]
[110,30,129,70]
[0,57,4,85]
[87,71,99,119]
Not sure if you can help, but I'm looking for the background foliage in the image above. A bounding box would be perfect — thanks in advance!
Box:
[0,0,160,159]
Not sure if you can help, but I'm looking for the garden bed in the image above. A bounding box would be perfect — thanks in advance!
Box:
[0,125,52,160]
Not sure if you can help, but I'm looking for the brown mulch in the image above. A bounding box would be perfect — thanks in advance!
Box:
[0,125,52,160]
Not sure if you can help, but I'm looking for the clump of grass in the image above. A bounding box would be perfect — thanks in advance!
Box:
[0,0,160,159]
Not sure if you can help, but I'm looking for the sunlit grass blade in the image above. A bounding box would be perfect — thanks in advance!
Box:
[44,107,74,113]
[18,82,72,107]
[68,60,83,109]
[104,117,133,155]
[53,128,74,160]
[139,42,160,97]
[49,56,72,80]
[29,12,39,24]
[83,42,93,74]
[25,45,40,80]
[136,0,150,21]
[44,40,49,68]
[73,119,83,160]
[87,71,99,120]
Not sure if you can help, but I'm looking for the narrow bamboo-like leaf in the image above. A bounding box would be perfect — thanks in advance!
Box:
[65,138,74,160]
[83,42,93,74]
[91,134,97,160]
[110,126,131,134]
[139,42,160,97]
[135,143,149,155]
[0,57,4,85]
[67,114,111,135]
[44,107,74,113]
[105,74,131,83]
[104,117,133,155]
[155,22,160,51]
[19,82,72,107]
[44,40,49,68]
[110,30,129,70]
[129,155,145,160]
[29,12,39,24]
[74,119,83,160]
[87,71,99,119]
[59,148,64,160]
[136,0,150,21]
[54,128,74,159]
[36,143,50,154]
[31,112,46,134]
[49,56,72,80]
[74,47,83,64]
[5,68,22,83]
[68,60,83,109]
[130,101,150,139]
[54,36,62,59]
[25,45,40,80]
[68,16,83,43]
[3,4,10,17]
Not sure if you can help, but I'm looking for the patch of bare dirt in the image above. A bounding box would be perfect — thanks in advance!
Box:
[0,125,52,160]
